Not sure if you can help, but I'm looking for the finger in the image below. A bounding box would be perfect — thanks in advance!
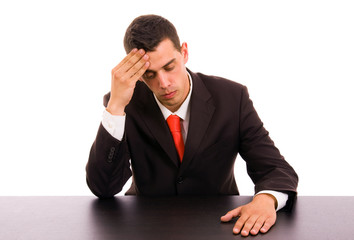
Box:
[111,52,149,86]
[232,214,250,235]
[220,207,241,222]
[129,61,150,84]
[112,49,145,77]
[239,215,259,237]
[125,54,150,81]
[119,49,147,74]
[250,217,265,236]
[112,48,138,72]
[260,216,276,233]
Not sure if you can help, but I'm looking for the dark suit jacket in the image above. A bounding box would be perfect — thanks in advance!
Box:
[86,69,298,210]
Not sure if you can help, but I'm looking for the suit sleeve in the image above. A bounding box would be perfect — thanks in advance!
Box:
[238,86,298,211]
[86,93,132,198]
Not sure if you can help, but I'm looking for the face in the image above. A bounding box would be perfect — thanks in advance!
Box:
[141,38,189,113]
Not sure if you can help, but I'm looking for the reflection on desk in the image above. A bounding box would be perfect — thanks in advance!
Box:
[0,196,354,239]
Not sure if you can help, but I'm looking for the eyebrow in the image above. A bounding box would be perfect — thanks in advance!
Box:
[145,58,176,74]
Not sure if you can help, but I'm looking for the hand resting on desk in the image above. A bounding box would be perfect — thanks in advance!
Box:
[221,193,277,237]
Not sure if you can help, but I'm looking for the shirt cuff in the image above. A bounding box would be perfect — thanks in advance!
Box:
[101,109,126,141]
[256,190,288,211]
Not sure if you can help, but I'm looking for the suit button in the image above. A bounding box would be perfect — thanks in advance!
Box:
[107,147,115,163]
[177,176,184,184]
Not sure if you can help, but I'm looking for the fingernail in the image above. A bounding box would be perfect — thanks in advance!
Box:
[233,228,239,234]
[139,49,145,55]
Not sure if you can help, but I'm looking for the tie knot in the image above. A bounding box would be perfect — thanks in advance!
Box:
[167,115,181,133]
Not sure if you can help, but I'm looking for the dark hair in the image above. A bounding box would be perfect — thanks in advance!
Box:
[123,15,181,53]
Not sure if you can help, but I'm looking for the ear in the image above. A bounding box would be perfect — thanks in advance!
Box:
[181,42,189,64]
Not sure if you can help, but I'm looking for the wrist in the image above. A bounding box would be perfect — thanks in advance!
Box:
[254,193,278,210]
[106,102,126,116]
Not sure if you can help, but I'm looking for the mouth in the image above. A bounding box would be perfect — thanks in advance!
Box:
[162,91,177,99]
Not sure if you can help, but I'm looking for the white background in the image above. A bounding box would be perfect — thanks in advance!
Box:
[0,0,353,196]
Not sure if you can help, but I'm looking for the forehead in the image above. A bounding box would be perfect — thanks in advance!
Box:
[147,39,180,71]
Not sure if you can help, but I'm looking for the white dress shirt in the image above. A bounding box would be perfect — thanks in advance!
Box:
[101,72,288,211]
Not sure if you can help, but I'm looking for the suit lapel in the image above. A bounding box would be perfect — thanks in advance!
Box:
[180,71,215,172]
[135,84,179,167]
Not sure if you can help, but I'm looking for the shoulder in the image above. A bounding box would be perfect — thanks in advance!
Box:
[191,70,244,89]
[189,70,247,99]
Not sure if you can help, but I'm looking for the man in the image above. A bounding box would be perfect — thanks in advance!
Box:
[86,14,298,237]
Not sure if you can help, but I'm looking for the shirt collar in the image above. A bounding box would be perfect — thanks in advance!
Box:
[154,71,193,121]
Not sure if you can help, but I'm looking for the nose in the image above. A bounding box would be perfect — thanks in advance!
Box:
[157,72,170,89]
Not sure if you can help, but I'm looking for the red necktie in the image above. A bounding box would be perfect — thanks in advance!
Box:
[166,115,185,162]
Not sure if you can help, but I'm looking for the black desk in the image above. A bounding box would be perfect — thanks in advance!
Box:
[1,196,354,239]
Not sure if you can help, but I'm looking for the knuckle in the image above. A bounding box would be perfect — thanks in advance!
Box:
[130,63,141,72]
[244,221,253,230]
[112,71,123,81]
[126,56,139,67]
[132,63,147,76]
[253,221,263,229]
[111,68,119,78]
[234,220,246,230]
[265,218,276,227]
[234,219,244,228]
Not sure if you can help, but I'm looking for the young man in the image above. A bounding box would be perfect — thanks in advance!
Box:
[86,15,298,237]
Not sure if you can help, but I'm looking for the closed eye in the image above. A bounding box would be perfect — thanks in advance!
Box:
[143,58,176,80]
[164,66,175,71]
[143,71,156,80]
